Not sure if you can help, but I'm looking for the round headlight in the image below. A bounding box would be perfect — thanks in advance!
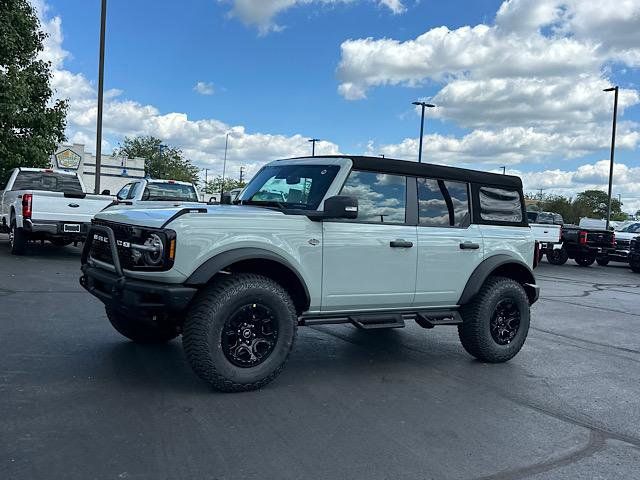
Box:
[143,233,164,266]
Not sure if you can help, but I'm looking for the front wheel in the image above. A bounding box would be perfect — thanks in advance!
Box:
[183,273,297,392]
[546,248,568,265]
[458,276,530,363]
[106,308,179,344]
[575,254,596,267]
[596,257,610,267]
[9,222,28,255]
[630,262,640,273]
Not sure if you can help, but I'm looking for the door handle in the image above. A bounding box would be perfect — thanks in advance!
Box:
[460,242,480,250]
[390,240,414,248]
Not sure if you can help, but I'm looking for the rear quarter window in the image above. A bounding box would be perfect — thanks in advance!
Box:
[479,187,523,223]
[12,171,83,194]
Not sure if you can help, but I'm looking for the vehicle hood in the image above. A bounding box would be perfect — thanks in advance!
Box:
[615,231,638,241]
[93,204,285,229]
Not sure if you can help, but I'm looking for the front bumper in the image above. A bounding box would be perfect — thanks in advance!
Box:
[80,264,197,314]
[79,223,197,315]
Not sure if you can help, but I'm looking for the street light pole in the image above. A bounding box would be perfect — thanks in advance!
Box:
[604,86,619,231]
[412,101,435,163]
[308,138,320,157]
[221,133,229,197]
[94,0,107,194]
[501,166,506,175]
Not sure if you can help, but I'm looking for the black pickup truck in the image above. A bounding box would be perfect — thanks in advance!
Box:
[560,225,616,266]
[629,237,640,273]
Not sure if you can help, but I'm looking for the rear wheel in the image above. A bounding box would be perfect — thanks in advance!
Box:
[596,257,610,266]
[106,308,179,344]
[575,254,596,267]
[458,276,530,363]
[9,221,28,255]
[546,248,568,265]
[183,273,297,392]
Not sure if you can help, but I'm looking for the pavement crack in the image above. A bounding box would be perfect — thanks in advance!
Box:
[471,430,607,480]
[531,326,640,355]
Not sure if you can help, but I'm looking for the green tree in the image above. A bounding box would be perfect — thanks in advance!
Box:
[203,176,246,195]
[573,189,622,219]
[114,136,200,184]
[541,195,576,223]
[0,0,68,183]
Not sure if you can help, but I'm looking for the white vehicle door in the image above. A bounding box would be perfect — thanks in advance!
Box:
[321,170,417,311]
[414,178,484,306]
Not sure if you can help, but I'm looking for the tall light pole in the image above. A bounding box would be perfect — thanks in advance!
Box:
[501,166,506,175]
[308,138,320,157]
[412,101,435,163]
[221,133,229,196]
[603,86,619,231]
[94,0,107,194]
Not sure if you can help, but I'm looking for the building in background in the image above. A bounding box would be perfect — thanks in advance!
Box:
[51,144,146,195]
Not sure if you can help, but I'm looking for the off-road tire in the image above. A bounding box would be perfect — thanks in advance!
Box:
[458,276,530,363]
[106,308,179,344]
[575,254,596,267]
[9,221,28,255]
[630,262,640,273]
[546,248,568,265]
[183,273,297,392]
[596,257,610,267]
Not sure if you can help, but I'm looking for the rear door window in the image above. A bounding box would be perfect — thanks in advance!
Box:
[417,179,469,227]
[479,187,523,223]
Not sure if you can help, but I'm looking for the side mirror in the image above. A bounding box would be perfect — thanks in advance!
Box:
[220,192,233,205]
[324,195,358,219]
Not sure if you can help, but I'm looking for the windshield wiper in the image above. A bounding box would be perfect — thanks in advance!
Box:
[240,200,288,211]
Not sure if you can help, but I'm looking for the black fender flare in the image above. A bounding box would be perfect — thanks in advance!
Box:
[185,247,311,304]
[458,255,537,305]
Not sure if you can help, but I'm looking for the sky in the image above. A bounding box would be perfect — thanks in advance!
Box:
[32,0,640,212]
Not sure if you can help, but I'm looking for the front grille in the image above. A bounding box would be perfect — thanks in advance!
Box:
[616,239,631,248]
[90,220,139,270]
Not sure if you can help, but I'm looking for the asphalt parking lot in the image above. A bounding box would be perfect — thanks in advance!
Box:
[1,237,640,480]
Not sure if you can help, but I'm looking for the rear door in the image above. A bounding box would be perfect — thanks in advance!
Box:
[321,170,417,311]
[414,178,484,306]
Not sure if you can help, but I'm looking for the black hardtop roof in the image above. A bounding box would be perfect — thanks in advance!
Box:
[284,155,523,189]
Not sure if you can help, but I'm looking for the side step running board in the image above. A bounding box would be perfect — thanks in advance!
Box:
[415,311,463,329]
[349,314,405,330]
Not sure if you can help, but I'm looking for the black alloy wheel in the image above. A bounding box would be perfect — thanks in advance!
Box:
[490,299,521,345]
[222,303,279,368]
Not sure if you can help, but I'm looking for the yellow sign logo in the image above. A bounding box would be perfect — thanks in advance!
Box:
[55,149,81,170]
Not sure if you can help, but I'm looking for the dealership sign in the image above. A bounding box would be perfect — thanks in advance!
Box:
[55,149,81,170]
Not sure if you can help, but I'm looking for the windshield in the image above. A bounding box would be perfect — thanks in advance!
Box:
[239,164,340,210]
[142,183,198,202]
[618,223,640,233]
[12,171,83,194]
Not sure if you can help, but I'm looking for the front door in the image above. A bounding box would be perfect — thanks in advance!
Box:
[321,170,417,311]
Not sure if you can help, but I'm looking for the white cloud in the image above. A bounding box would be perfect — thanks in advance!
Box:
[31,1,339,181]
[193,81,215,95]
[222,0,405,34]
[516,160,640,213]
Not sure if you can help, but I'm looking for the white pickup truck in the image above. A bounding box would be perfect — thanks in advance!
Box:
[526,211,564,264]
[105,178,202,210]
[0,168,114,255]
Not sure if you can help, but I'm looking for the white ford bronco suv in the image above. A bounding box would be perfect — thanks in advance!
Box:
[80,156,539,392]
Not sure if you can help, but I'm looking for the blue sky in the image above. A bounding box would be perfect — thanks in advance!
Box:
[36,0,640,211]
